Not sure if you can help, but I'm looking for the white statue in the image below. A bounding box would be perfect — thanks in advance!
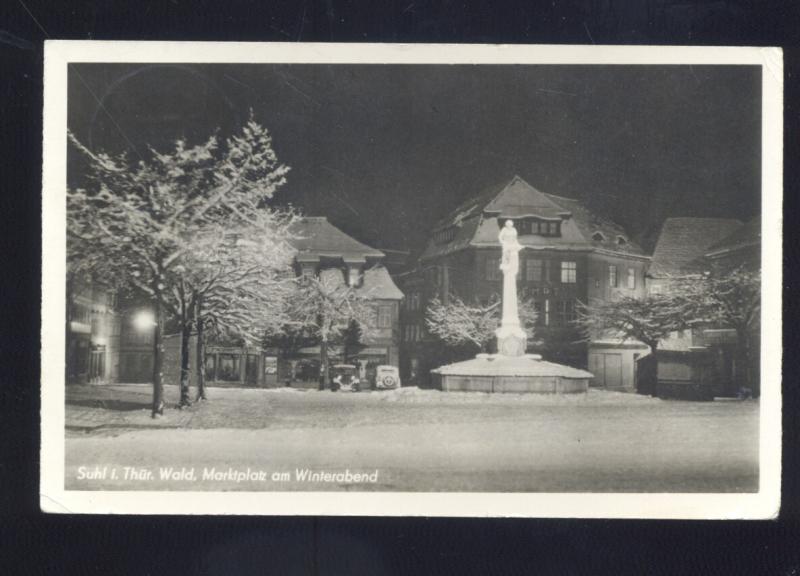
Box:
[498,219,522,276]
[495,220,526,356]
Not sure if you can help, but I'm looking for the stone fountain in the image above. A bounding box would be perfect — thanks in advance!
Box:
[432,220,593,393]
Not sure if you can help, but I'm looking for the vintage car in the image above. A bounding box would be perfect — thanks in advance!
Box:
[329,364,361,392]
[374,365,401,390]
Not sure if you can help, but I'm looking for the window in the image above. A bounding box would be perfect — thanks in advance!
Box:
[377,305,392,328]
[609,265,618,287]
[534,301,544,325]
[617,235,628,246]
[217,354,241,381]
[627,268,636,289]
[531,221,540,234]
[592,231,605,242]
[434,227,455,244]
[650,284,662,295]
[526,259,543,282]
[558,300,576,324]
[486,256,501,281]
[544,299,550,326]
[549,222,559,236]
[560,261,577,284]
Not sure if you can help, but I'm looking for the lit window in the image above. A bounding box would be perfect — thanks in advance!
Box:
[526,259,543,282]
[609,265,618,287]
[627,268,636,289]
[560,261,577,284]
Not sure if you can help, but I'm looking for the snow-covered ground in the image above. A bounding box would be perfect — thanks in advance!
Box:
[65,384,759,493]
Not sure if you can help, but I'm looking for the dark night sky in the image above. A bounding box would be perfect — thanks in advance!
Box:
[67,63,761,255]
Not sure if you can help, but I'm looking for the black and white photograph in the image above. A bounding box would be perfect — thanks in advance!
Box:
[40,42,782,517]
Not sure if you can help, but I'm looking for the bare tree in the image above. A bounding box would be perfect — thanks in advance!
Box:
[283,269,376,390]
[575,293,696,394]
[425,293,539,353]
[678,266,761,390]
[67,113,292,416]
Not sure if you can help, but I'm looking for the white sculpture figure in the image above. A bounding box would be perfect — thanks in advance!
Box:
[495,220,527,356]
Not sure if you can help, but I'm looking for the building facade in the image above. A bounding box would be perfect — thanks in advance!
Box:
[400,175,650,390]
[646,216,760,398]
[157,217,404,389]
[66,278,121,384]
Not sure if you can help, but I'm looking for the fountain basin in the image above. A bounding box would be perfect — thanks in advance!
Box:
[431,353,593,394]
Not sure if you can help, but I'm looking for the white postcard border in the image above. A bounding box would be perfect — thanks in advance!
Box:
[41,41,783,518]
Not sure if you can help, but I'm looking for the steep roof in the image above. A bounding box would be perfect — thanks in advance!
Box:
[291,217,384,261]
[356,266,404,300]
[421,175,645,260]
[649,217,743,277]
[705,215,761,257]
[318,265,403,300]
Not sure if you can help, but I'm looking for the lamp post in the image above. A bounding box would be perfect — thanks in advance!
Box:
[132,307,163,417]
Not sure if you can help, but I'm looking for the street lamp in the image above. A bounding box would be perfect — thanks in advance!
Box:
[133,310,156,332]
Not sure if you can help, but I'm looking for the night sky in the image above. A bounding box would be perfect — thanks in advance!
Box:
[67,63,761,256]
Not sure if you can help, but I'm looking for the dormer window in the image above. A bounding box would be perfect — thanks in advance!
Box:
[512,218,560,237]
[617,235,628,246]
[434,227,456,245]
[592,231,605,242]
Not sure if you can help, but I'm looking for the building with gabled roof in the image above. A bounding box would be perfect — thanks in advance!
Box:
[645,216,761,398]
[133,216,403,389]
[648,217,743,281]
[401,175,650,391]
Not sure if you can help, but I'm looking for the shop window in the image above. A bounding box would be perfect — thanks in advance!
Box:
[217,354,241,381]
[204,354,216,381]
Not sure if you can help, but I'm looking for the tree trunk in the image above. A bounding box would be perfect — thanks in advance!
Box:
[319,337,328,391]
[151,297,165,418]
[195,298,206,401]
[179,318,192,408]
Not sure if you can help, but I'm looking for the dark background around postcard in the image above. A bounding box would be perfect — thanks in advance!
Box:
[1,1,799,574]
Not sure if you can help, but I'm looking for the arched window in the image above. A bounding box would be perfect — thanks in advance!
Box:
[592,231,605,242]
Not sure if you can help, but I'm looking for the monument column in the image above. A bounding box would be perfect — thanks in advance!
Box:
[495,220,527,356]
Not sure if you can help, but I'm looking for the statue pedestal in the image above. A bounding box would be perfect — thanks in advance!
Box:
[495,323,527,357]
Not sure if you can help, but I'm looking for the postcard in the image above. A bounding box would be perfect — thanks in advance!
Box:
[41,41,782,517]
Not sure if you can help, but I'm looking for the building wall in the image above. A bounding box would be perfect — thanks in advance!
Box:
[588,342,650,391]
[404,245,651,385]
[66,280,121,384]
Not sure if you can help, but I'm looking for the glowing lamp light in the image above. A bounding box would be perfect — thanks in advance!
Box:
[133,310,156,331]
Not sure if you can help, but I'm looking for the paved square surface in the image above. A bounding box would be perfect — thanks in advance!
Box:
[64,384,759,492]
